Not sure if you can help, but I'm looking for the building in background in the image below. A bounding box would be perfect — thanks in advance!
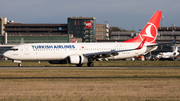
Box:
[158,25,180,43]
[104,23,109,39]
[0,17,7,35]
[2,22,69,44]
[96,24,109,40]
[1,16,110,44]
[96,24,104,40]
[109,25,180,44]
[4,22,68,36]
[68,17,96,42]
[110,32,138,41]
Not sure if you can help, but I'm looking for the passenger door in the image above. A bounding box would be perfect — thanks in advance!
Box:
[24,45,30,55]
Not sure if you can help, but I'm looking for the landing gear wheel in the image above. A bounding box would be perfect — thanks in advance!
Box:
[87,62,94,67]
[18,63,22,67]
[76,64,82,67]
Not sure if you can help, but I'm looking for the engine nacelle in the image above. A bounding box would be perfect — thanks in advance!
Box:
[48,59,67,64]
[66,55,88,64]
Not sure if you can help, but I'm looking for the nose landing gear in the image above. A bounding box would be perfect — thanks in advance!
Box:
[18,63,22,67]
[12,60,22,67]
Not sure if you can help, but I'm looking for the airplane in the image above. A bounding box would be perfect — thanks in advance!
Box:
[3,11,162,67]
[155,46,179,60]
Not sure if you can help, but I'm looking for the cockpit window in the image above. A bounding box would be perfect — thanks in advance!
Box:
[9,49,18,51]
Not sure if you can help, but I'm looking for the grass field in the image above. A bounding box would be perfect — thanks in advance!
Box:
[0,68,180,101]
[0,60,180,101]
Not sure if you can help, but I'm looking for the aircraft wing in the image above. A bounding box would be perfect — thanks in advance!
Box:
[147,43,171,47]
[83,38,146,58]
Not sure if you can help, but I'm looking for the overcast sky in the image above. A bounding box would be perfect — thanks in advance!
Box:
[1,0,180,31]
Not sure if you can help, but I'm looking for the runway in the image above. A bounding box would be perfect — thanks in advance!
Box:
[0,66,180,69]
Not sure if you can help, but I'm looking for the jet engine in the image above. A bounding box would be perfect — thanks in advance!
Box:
[66,55,88,64]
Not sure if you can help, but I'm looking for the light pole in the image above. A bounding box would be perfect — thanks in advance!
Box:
[161,16,164,27]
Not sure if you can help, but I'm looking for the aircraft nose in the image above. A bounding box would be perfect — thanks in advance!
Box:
[3,51,10,58]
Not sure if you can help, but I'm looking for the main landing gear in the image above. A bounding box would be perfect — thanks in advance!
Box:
[87,62,94,67]
[76,64,82,67]
[76,62,94,67]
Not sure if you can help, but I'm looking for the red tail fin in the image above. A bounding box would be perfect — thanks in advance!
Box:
[123,11,162,44]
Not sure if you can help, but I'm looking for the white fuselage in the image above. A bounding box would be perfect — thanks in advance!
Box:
[4,42,147,61]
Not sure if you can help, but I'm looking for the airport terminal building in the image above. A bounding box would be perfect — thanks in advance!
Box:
[3,22,68,44]
[0,17,109,44]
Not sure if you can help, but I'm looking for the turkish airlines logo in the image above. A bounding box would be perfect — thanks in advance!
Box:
[85,21,93,29]
[139,22,157,43]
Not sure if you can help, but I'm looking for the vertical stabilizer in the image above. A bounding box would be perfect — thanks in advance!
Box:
[123,11,162,44]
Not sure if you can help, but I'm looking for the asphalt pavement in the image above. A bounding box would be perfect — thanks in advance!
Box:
[0,66,179,69]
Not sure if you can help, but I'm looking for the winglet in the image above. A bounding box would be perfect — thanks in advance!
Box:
[72,38,75,43]
[136,38,146,49]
